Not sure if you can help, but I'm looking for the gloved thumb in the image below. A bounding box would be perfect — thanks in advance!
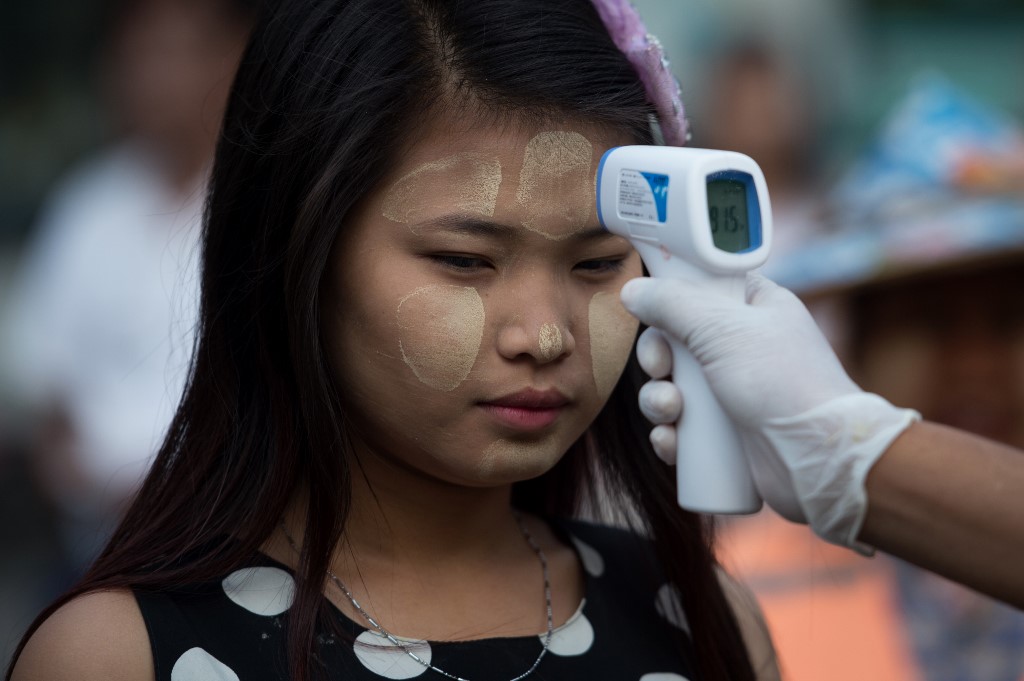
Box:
[744,272,811,312]
[745,272,784,304]
[620,277,741,343]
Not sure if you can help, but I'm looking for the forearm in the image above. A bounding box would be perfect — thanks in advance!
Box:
[859,420,1024,608]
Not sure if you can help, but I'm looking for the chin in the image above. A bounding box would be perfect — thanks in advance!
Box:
[468,437,567,485]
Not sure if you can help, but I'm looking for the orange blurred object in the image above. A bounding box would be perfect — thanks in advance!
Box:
[952,147,1024,195]
[719,511,923,681]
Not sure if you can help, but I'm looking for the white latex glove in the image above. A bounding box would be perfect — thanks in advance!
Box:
[621,274,920,551]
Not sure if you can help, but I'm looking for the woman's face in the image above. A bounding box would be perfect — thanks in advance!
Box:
[323,117,642,487]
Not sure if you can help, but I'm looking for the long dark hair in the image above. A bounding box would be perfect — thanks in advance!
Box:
[9,1,755,680]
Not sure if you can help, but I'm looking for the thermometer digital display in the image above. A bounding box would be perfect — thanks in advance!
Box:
[707,172,756,253]
[596,146,773,515]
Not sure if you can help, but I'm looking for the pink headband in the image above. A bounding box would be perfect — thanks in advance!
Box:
[591,0,690,146]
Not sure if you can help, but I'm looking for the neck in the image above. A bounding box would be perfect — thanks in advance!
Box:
[342,450,523,567]
[270,445,583,642]
[278,446,529,577]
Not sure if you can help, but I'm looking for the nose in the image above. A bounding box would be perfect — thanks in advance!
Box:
[495,282,576,364]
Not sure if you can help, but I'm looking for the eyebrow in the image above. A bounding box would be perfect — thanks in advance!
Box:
[412,214,611,242]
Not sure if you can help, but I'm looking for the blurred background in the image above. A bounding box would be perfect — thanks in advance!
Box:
[0,0,254,667]
[1,0,1023,677]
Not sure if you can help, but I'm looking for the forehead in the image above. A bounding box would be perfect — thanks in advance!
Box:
[373,117,630,239]
[389,116,628,176]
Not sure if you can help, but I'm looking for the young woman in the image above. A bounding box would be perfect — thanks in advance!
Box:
[9,1,777,679]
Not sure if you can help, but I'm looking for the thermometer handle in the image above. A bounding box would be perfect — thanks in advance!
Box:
[633,245,762,514]
[670,340,761,514]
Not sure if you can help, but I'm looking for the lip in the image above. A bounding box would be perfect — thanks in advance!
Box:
[479,388,570,431]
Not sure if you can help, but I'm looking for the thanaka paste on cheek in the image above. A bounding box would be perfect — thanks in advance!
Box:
[479,439,564,479]
[380,152,502,227]
[589,291,639,398]
[515,131,594,239]
[538,323,563,360]
[396,285,485,391]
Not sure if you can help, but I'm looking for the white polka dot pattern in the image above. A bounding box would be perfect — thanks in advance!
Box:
[654,583,690,633]
[170,648,240,681]
[140,525,702,680]
[545,605,595,657]
[353,630,431,679]
[569,536,605,577]
[221,567,295,616]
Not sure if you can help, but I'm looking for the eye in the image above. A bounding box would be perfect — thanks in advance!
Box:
[574,258,626,275]
[431,254,492,272]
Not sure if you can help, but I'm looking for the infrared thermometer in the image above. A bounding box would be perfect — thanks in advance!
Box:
[596,146,772,514]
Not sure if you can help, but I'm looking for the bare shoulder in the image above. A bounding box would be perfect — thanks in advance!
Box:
[11,589,154,681]
[716,568,781,681]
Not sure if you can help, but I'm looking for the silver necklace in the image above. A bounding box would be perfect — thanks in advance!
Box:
[279,513,553,681]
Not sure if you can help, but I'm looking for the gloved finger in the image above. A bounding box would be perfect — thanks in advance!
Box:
[745,272,783,304]
[650,425,677,465]
[636,327,672,379]
[620,277,741,341]
[746,272,802,310]
[638,380,682,424]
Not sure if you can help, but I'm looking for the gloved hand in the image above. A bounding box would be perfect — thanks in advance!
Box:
[621,274,920,551]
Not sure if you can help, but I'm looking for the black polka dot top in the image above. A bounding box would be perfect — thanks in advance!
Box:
[134,519,697,681]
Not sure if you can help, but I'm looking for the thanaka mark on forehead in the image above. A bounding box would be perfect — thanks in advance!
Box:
[380,152,502,230]
[516,131,594,240]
